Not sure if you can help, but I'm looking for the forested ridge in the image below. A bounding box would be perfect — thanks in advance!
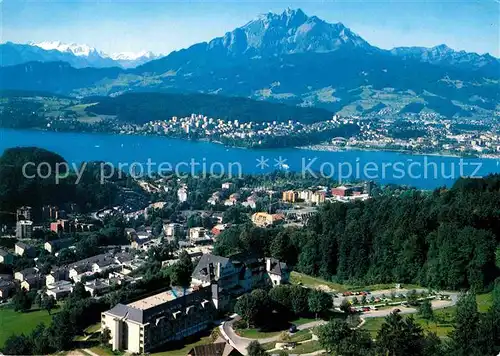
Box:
[83,92,335,124]
[215,175,500,291]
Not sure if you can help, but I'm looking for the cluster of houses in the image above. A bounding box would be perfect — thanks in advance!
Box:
[282,182,373,204]
[2,251,145,301]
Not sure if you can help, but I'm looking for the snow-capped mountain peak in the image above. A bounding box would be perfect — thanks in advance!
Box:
[109,51,158,61]
[29,41,103,57]
[24,41,161,68]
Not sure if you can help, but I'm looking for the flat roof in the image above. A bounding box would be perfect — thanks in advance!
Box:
[127,288,192,310]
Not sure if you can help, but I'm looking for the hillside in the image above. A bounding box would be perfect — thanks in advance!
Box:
[0,9,498,119]
[83,91,335,124]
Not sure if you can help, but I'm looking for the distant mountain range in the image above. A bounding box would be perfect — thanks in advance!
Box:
[0,8,498,118]
[0,41,160,69]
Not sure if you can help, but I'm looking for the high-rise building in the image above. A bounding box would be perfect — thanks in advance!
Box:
[16,206,32,221]
[282,190,298,203]
[16,220,33,239]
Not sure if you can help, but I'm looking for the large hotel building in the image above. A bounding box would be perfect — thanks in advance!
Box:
[101,253,289,353]
[101,287,215,353]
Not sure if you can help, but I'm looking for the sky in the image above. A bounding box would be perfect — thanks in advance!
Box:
[1,0,499,57]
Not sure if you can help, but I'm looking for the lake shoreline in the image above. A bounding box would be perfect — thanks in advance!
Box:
[296,144,500,160]
[1,128,499,190]
[2,127,497,159]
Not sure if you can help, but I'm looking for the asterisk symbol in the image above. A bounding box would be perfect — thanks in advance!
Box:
[274,156,288,169]
[256,156,269,169]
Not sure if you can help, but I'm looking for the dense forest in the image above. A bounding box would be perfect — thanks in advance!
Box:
[215,175,500,291]
[83,92,335,124]
[0,147,137,223]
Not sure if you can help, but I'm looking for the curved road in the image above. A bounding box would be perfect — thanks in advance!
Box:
[221,292,458,355]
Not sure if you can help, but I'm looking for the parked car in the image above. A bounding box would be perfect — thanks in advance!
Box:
[393,308,401,313]
[289,324,297,333]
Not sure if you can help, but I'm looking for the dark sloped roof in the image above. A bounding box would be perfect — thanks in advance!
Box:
[269,258,288,275]
[188,342,240,356]
[15,242,32,249]
[106,303,145,324]
[192,254,230,282]
[19,267,38,276]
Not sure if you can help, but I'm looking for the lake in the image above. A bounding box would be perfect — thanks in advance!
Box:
[1,128,499,190]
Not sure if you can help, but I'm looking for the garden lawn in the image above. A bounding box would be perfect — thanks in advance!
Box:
[236,328,281,339]
[0,307,56,347]
[149,331,213,356]
[290,272,421,293]
[284,340,323,355]
[362,293,492,339]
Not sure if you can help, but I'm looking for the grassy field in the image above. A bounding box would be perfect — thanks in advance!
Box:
[284,340,323,355]
[290,272,348,292]
[476,292,493,312]
[0,306,56,347]
[362,308,455,338]
[235,316,320,339]
[236,328,282,339]
[290,272,421,293]
[87,347,117,356]
[84,323,101,334]
[148,330,214,356]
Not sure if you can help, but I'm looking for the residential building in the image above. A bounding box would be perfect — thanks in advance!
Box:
[16,206,32,221]
[188,227,210,244]
[299,190,313,203]
[0,249,13,265]
[44,238,73,253]
[251,212,284,227]
[228,193,240,204]
[164,223,183,238]
[45,267,70,287]
[311,191,326,204]
[15,267,39,282]
[131,232,152,249]
[68,254,120,282]
[42,205,59,220]
[125,228,138,241]
[191,253,289,310]
[177,187,188,203]
[266,257,289,286]
[46,280,73,300]
[101,287,215,353]
[211,224,231,238]
[243,195,257,209]
[50,219,75,235]
[221,182,233,190]
[16,220,33,239]
[332,185,354,197]
[0,280,15,299]
[207,192,222,206]
[282,190,298,203]
[21,275,45,291]
[85,279,112,297]
[14,241,36,257]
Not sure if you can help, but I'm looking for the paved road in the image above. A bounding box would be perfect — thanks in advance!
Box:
[221,317,326,355]
[221,292,458,355]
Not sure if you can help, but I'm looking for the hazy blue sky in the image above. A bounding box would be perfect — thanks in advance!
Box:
[2,0,499,56]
